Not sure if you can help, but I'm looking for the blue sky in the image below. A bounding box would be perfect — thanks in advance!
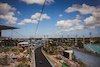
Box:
[0,0,100,38]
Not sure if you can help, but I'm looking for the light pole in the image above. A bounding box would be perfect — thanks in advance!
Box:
[67,35,69,45]
[83,35,85,46]
[89,32,92,45]
[47,35,48,47]
[62,35,63,42]
[75,35,77,46]
[44,35,45,48]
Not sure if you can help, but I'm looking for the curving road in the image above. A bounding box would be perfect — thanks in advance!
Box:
[35,47,52,67]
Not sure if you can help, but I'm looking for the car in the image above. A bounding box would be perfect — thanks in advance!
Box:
[39,61,42,64]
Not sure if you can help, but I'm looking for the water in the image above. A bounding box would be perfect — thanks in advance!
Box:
[73,49,100,67]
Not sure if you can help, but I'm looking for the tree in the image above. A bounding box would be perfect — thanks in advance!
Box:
[4,48,11,53]
[16,63,30,67]
[53,50,60,57]
[21,56,28,63]
[26,48,32,54]
[75,40,84,48]
[81,63,87,67]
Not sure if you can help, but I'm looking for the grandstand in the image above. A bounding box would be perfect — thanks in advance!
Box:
[84,45,100,53]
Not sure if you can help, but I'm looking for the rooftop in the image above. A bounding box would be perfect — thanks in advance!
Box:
[0,25,19,30]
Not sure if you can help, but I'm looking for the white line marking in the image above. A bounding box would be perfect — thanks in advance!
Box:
[96,46,100,49]
[88,45,95,52]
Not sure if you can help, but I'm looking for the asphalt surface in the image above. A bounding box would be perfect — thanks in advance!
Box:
[35,47,52,67]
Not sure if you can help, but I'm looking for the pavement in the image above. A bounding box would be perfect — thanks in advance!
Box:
[35,47,52,67]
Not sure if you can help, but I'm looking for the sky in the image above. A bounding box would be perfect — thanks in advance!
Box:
[0,0,100,38]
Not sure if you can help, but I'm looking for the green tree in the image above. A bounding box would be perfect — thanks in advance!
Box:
[16,63,30,67]
[4,48,11,53]
[21,56,28,63]
[81,62,87,67]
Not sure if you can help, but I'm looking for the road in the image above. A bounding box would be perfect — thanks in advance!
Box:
[35,47,52,67]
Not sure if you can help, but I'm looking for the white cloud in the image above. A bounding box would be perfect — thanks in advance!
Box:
[31,13,40,19]
[18,12,50,25]
[17,22,25,25]
[76,14,83,19]
[0,3,16,13]
[56,15,99,33]
[21,0,54,5]
[41,13,50,19]
[17,11,21,15]
[31,12,50,21]
[0,12,18,24]
[65,4,96,15]
[18,19,38,25]
[65,4,100,23]
[31,20,38,24]
[20,19,38,23]
[83,16,100,29]
[56,24,84,33]
[59,14,63,17]
[21,19,32,23]
[56,16,98,33]
[56,19,81,29]
[84,16,94,24]
[56,4,100,33]
[0,3,17,24]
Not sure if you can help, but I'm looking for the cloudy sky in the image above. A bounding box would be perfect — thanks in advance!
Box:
[0,0,100,38]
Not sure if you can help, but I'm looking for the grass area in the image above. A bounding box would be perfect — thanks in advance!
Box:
[55,57,62,60]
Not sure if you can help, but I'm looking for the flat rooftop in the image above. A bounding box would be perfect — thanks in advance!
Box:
[65,50,73,53]
[0,25,19,30]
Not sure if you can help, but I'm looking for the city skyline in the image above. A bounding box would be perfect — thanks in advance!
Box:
[0,0,100,38]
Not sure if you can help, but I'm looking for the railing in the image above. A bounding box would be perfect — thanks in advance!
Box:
[42,50,62,67]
